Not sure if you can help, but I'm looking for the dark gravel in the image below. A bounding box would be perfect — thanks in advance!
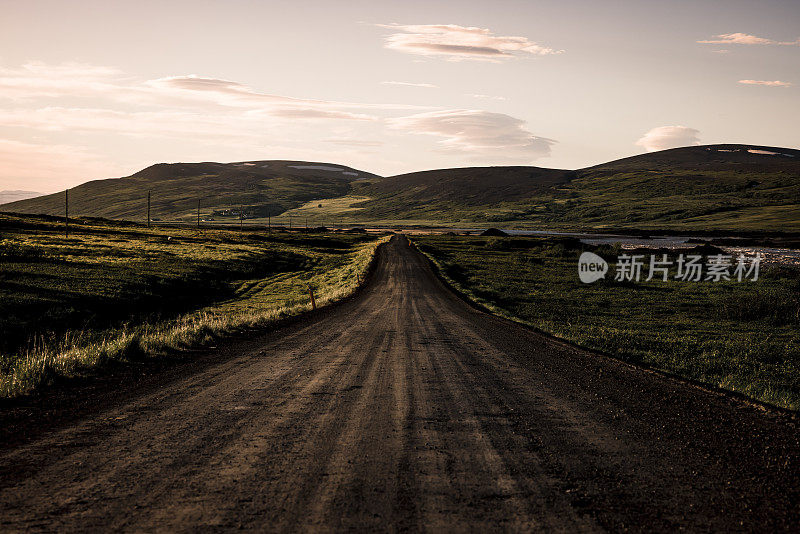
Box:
[0,235,798,532]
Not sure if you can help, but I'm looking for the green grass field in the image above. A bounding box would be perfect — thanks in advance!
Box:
[415,234,800,410]
[0,214,386,397]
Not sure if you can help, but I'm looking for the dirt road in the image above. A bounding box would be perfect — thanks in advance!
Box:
[1,235,798,532]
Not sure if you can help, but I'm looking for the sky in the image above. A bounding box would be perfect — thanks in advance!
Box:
[0,0,798,193]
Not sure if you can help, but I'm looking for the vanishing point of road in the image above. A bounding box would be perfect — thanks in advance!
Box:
[0,235,798,532]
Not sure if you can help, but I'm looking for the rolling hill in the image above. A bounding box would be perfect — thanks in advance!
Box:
[3,145,799,232]
[0,161,379,223]
[560,144,800,231]
[347,166,574,221]
[345,144,800,231]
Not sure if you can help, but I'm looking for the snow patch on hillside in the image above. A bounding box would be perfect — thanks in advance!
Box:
[748,149,794,157]
[289,165,344,172]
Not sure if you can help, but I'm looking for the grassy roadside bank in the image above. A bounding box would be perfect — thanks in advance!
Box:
[414,234,800,410]
[0,214,388,398]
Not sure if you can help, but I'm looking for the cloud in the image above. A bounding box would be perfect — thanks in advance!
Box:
[635,126,700,152]
[0,61,434,178]
[324,138,384,147]
[738,79,792,87]
[151,75,249,93]
[0,106,267,138]
[269,108,376,120]
[390,109,555,159]
[0,61,139,101]
[0,63,429,116]
[0,60,556,183]
[146,75,319,107]
[697,32,800,46]
[381,81,438,88]
[377,24,562,61]
[147,74,429,112]
[698,33,776,45]
[467,93,507,101]
[6,61,122,77]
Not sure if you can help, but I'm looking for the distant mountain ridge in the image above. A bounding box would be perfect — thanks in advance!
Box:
[0,190,42,204]
[2,145,799,231]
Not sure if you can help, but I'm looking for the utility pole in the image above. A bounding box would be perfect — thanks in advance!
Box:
[147,190,151,228]
[240,204,244,231]
[196,199,200,229]
[65,189,69,238]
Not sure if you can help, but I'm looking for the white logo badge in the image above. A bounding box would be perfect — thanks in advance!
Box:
[578,252,608,283]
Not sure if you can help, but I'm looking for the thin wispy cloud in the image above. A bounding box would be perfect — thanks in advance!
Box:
[376,24,562,61]
[738,79,792,87]
[3,60,556,187]
[697,32,800,46]
[269,109,377,120]
[148,74,428,112]
[0,106,279,139]
[467,93,507,101]
[381,81,438,88]
[635,126,700,152]
[13,61,123,77]
[0,62,139,101]
[324,138,384,147]
[0,61,436,152]
[0,61,415,188]
[0,63,429,116]
[390,109,555,160]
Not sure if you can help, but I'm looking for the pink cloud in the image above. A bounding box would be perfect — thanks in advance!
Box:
[390,109,555,159]
[697,32,800,46]
[738,79,792,87]
[635,126,700,152]
[0,62,429,115]
[380,81,438,88]
[377,24,562,61]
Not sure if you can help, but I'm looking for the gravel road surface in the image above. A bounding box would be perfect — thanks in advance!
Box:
[0,235,798,532]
